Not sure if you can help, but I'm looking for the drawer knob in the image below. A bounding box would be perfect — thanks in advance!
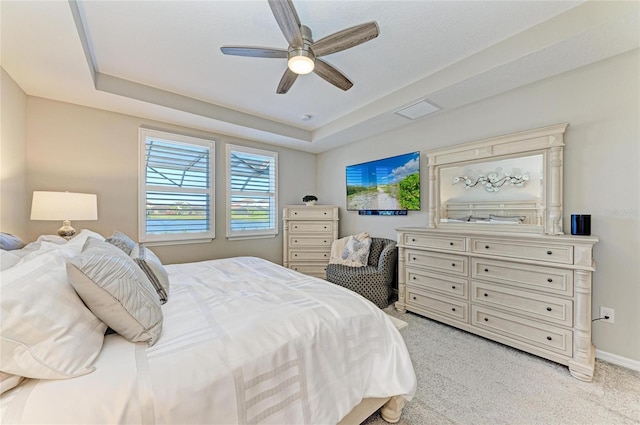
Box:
[294,240,298,243]
[324,254,327,257]
[484,293,488,297]
[294,212,298,215]
[546,307,552,312]
[547,278,553,283]
[485,245,490,249]
[547,336,553,341]
[451,285,456,289]
[413,276,416,280]
[451,308,456,312]
[484,318,489,322]
[484,268,489,272]
[324,226,327,229]
[547,250,553,255]
[412,296,416,300]
[451,263,456,267]
[324,212,327,215]
[294,254,298,257]
[412,238,416,242]
[324,240,327,243]
[412,257,416,261]
[449,242,454,246]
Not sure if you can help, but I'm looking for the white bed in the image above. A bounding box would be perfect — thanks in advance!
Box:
[0,230,416,424]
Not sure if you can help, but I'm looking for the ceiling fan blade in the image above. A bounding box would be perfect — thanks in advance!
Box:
[312,22,379,57]
[268,0,303,48]
[220,46,288,58]
[277,68,298,94]
[314,59,353,91]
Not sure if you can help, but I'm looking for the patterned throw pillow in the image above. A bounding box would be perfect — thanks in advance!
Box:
[105,230,136,255]
[130,244,169,304]
[340,236,372,267]
[66,237,163,345]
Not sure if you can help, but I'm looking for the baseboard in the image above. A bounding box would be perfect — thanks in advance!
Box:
[596,349,640,372]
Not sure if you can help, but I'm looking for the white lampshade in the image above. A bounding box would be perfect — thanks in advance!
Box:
[31,191,98,239]
[31,191,98,220]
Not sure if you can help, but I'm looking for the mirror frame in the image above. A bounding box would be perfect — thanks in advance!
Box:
[426,123,568,235]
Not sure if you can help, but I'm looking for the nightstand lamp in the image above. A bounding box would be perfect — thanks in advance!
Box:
[30,191,98,240]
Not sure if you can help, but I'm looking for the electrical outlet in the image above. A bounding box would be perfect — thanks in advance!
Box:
[600,307,615,324]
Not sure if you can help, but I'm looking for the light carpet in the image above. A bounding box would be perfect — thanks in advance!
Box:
[364,308,640,425]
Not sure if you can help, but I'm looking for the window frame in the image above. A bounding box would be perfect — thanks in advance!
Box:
[226,144,279,240]
[138,128,215,245]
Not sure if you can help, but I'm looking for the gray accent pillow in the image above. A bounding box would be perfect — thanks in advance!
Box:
[105,230,136,255]
[66,237,163,345]
[0,233,25,251]
[130,244,169,304]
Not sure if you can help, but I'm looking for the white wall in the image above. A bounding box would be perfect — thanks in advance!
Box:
[317,50,640,362]
[0,69,28,240]
[24,98,317,265]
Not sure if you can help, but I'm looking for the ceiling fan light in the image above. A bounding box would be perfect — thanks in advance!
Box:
[288,49,315,75]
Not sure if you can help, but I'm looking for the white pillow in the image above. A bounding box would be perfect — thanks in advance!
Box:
[130,244,170,304]
[66,238,163,345]
[340,235,372,267]
[0,248,107,379]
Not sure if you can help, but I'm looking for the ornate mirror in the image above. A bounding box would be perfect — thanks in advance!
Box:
[426,123,568,235]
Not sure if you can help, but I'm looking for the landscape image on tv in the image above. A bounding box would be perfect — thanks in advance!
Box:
[346,151,420,211]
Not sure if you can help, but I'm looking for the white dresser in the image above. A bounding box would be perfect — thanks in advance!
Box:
[282,205,339,278]
[395,227,598,381]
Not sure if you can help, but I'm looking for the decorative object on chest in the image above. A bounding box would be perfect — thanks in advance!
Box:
[283,205,339,278]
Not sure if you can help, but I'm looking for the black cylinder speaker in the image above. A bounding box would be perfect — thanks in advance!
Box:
[571,214,591,236]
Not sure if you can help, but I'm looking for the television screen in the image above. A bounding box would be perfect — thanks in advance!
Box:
[346,151,420,211]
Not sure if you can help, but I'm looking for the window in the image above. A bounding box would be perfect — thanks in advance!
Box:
[226,144,278,239]
[139,128,215,244]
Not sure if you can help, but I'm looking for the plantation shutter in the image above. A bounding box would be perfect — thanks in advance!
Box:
[226,144,278,239]
[139,129,215,243]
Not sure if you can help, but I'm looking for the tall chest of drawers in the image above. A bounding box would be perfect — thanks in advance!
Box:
[282,205,339,279]
[395,227,598,381]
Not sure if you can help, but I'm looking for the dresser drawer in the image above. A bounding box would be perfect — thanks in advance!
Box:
[289,235,332,248]
[472,306,573,357]
[289,221,333,234]
[472,259,573,296]
[471,281,573,327]
[471,239,573,264]
[290,250,330,261]
[406,249,468,277]
[284,206,337,220]
[406,268,468,299]
[289,263,328,277]
[403,233,466,252]
[407,288,468,323]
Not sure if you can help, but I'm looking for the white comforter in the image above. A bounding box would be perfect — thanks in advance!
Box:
[1,256,415,424]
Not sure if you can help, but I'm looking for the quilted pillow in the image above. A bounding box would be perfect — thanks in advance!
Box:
[66,238,163,345]
[105,230,136,255]
[130,244,169,304]
[0,247,106,379]
[340,235,372,267]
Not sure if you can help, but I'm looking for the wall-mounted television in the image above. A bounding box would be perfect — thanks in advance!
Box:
[346,151,420,211]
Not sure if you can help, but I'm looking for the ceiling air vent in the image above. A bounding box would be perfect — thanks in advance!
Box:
[394,99,440,120]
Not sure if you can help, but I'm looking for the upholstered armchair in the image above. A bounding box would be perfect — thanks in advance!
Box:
[325,237,397,309]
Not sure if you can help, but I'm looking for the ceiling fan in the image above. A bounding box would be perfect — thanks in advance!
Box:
[220,0,379,94]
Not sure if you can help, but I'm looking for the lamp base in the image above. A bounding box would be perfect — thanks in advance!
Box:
[57,220,77,240]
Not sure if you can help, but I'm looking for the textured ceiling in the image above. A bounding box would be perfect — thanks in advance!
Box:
[2,1,638,152]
